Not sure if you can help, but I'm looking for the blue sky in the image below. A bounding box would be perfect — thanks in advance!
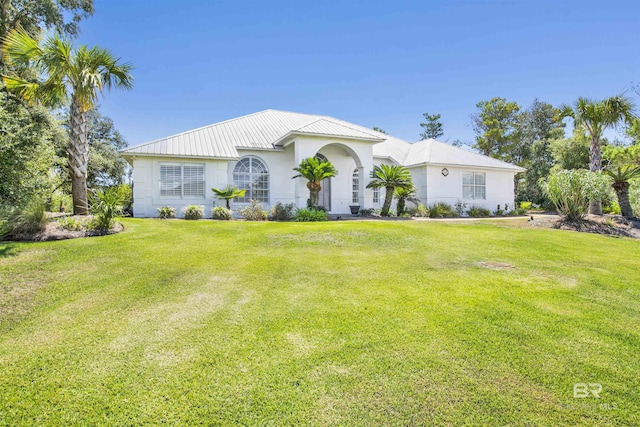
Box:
[77,0,640,146]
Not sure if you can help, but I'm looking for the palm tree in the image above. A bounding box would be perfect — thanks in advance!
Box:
[1,27,133,215]
[367,164,412,216]
[212,185,246,209]
[394,184,420,216]
[604,165,640,219]
[292,157,338,208]
[559,96,637,215]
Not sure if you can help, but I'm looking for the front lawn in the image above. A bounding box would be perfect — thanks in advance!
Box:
[1,219,638,425]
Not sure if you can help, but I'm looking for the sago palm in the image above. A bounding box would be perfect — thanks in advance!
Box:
[394,184,420,216]
[367,164,412,216]
[292,157,338,208]
[1,27,133,214]
[558,96,637,214]
[212,185,246,209]
[604,165,640,219]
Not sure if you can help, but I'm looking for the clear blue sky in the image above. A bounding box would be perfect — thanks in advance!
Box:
[77,0,640,147]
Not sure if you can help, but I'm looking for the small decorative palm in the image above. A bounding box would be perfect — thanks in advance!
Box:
[604,165,640,219]
[394,184,420,216]
[292,157,338,208]
[367,164,413,216]
[212,185,246,209]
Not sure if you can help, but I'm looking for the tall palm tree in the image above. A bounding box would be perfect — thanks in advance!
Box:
[212,185,246,209]
[367,164,412,217]
[394,184,420,216]
[559,96,636,215]
[292,157,338,208]
[1,27,133,215]
[604,165,640,219]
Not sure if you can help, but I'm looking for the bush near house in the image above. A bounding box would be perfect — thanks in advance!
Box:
[270,202,295,221]
[182,205,204,220]
[157,206,176,219]
[294,208,328,222]
[467,206,491,217]
[240,200,268,221]
[428,202,456,218]
[89,187,126,231]
[212,207,233,220]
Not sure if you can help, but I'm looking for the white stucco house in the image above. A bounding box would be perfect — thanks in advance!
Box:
[121,109,524,217]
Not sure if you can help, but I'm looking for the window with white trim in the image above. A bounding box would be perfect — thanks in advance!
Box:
[352,169,359,204]
[373,187,380,204]
[233,156,269,203]
[462,171,486,200]
[160,164,204,198]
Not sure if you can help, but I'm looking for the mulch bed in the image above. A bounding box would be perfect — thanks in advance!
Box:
[529,214,640,239]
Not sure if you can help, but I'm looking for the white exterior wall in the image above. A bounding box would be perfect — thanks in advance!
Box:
[424,165,516,211]
[132,156,228,218]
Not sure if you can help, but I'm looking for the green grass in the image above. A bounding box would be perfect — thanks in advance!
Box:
[1,218,639,426]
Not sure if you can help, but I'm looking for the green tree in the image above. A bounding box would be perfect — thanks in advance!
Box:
[292,157,338,209]
[367,164,412,217]
[394,184,419,216]
[212,185,246,210]
[419,112,444,140]
[550,130,591,171]
[0,0,93,40]
[558,96,637,214]
[471,97,522,162]
[0,92,65,208]
[2,27,133,214]
[515,99,565,205]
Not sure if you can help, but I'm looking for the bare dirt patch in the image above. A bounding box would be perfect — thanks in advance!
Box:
[479,261,516,270]
[528,214,640,238]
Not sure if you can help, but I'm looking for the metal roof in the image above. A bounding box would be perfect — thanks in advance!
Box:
[121,109,524,171]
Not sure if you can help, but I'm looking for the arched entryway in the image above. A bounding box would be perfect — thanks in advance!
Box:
[315,153,331,211]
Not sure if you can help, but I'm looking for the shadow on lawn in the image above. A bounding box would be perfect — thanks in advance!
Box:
[0,243,20,258]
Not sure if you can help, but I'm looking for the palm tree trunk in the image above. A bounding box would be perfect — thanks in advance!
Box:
[589,135,603,215]
[69,98,90,215]
[381,186,394,216]
[397,197,406,216]
[613,182,634,219]
[310,189,319,208]
[225,199,231,210]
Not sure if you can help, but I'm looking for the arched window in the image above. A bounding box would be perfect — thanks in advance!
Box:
[233,156,269,203]
[352,169,359,204]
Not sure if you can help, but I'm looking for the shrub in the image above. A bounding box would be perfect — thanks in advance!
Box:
[493,204,504,216]
[519,201,533,211]
[539,170,610,221]
[56,216,84,231]
[412,203,429,218]
[510,206,527,216]
[428,202,454,218]
[270,202,295,221]
[294,208,328,222]
[467,206,491,217]
[212,206,233,220]
[240,200,268,221]
[182,205,204,220]
[90,187,126,230]
[603,201,621,215]
[0,200,47,238]
[359,208,378,217]
[454,200,468,216]
[157,206,176,219]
